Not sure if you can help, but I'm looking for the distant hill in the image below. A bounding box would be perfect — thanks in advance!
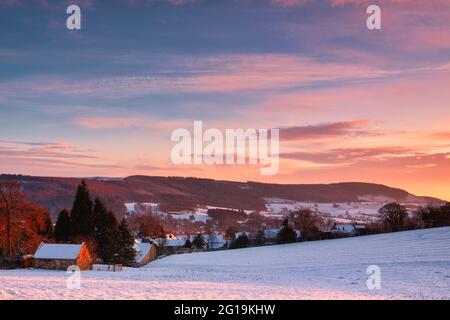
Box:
[0,174,444,220]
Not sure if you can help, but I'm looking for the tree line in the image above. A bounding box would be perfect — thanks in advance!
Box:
[54,180,135,266]
[218,201,450,250]
[1,180,136,267]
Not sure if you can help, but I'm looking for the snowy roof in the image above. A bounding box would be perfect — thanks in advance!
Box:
[165,239,186,247]
[34,243,84,260]
[133,242,153,264]
[333,224,356,232]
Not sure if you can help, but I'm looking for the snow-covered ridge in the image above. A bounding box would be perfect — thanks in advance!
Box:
[124,203,254,222]
[263,197,434,224]
[124,196,436,225]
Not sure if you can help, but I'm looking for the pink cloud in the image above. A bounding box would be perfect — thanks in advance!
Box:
[0,54,411,99]
[281,146,415,164]
[280,120,370,141]
[74,116,192,131]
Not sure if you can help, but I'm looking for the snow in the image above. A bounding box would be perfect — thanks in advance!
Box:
[33,243,83,260]
[357,195,397,203]
[169,212,211,223]
[133,242,153,264]
[263,197,433,224]
[124,202,254,222]
[332,224,357,233]
[169,205,252,222]
[124,203,137,214]
[124,202,160,215]
[164,239,186,247]
[1,227,449,300]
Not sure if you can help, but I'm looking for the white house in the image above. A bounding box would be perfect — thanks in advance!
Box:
[332,224,356,233]
[263,229,279,240]
[206,233,226,250]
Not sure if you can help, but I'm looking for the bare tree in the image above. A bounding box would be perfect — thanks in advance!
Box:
[378,202,407,232]
[290,208,322,241]
[0,182,26,257]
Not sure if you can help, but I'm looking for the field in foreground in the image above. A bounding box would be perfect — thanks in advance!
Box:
[1,227,450,300]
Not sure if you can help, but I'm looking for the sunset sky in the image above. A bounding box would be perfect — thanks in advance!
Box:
[0,0,449,200]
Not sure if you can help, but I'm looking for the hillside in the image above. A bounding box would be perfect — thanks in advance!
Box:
[0,174,443,220]
[1,227,449,299]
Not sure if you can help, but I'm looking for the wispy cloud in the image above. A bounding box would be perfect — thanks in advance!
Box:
[2,55,445,100]
[281,146,415,164]
[74,117,149,129]
[280,120,370,141]
[0,140,98,160]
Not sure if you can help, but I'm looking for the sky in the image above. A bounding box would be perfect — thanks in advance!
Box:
[0,0,449,200]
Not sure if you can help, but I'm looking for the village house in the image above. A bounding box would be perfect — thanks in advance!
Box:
[205,233,226,250]
[33,242,92,271]
[331,223,367,235]
[162,236,186,253]
[133,241,158,267]
[332,223,357,234]
[263,228,279,241]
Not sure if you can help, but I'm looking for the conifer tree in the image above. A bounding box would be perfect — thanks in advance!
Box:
[255,230,265,245]
[93,198,119,264]
[184,238,192,249]
[231,233,249,249]
[116,218,136,266]
[54,209,71,242]
[277,218,297,244]
[71,180,94,237]
[192,234,206,250]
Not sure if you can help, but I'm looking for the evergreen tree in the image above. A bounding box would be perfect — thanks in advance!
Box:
[54,209,71,242]
[231,233,249,249]
[192,234,206,250]
[71,180,94,237]
[255,230,265,245]
[93,198,119,264]
[277,218,297,244]
[184,238,192,249]
[116,218,136,266]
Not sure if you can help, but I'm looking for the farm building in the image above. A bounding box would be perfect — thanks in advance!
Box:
[33,242,92,271]
[331,223,367,235]
[133,242,157,267]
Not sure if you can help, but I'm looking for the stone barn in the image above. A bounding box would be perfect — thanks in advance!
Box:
[133,242,157,267]
[33,242,93,271]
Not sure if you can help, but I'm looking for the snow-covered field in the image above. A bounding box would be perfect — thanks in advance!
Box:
[1,227,449,300]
